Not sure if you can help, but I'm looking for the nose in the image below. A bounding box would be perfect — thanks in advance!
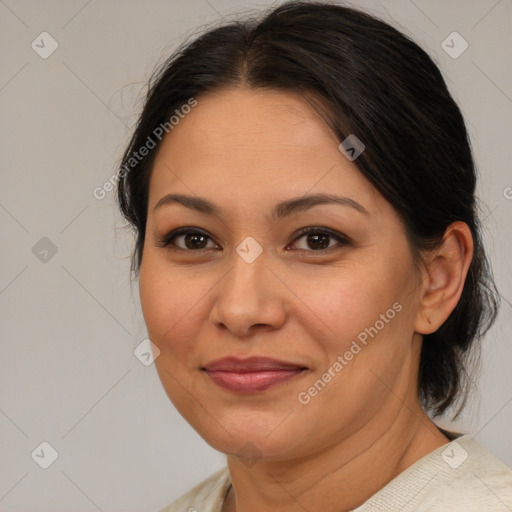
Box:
[209,249,288,338]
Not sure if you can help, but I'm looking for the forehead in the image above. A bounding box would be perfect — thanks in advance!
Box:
[147,87,382,218]
[156,87,338,158]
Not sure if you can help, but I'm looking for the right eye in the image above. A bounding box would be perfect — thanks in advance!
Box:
[155,227,221,252]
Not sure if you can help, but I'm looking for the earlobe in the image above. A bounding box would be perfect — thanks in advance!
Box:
[415,221,474,335]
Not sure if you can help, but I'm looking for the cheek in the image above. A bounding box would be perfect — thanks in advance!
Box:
[139,260,168,339]
[138,253,212,367]
[139,255,185,348]
[298,264,397,343]
[294,271,414,426]
[294,248,415,373]
[324,262,416,386]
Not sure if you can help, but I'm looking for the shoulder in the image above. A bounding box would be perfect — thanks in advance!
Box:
[354,434,512,511]
[154,466,231,512]
[436,435,512,510]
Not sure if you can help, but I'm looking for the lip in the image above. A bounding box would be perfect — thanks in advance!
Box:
[203,356,307,372]
[202,356,308,393]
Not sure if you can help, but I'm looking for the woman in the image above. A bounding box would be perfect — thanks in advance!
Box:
[116,2,512,511]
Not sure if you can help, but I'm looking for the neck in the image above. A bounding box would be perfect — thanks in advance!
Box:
[222,401,449,512]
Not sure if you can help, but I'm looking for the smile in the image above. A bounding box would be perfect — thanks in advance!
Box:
[202,368,307,393]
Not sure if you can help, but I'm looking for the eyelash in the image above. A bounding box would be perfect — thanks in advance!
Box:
[155,226,351,254]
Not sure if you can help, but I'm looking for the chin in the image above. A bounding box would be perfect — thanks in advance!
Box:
[190,410,311,463]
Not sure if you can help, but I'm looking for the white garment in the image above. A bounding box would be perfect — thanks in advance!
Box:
[156,434,512,511]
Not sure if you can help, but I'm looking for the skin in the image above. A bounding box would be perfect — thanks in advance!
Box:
[138,87,474,512]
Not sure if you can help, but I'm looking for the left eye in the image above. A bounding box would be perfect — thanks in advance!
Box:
[288,228,349,252]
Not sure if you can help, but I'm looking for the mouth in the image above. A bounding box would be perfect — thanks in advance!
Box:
[201,356,309,393]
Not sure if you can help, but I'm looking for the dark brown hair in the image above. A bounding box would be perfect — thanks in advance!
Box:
[116,1,500,417]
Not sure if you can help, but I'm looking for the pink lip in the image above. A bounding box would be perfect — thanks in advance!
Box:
[202,357,308,393]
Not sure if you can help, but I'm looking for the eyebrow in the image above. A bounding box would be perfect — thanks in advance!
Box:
[153,192,369,219]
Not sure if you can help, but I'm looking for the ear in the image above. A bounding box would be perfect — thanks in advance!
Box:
[415,221,474,335]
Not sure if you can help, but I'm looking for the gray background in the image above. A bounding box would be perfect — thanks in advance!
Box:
[0,0,511,511]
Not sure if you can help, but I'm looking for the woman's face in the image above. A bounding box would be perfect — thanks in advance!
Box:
[139,87,425,461]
